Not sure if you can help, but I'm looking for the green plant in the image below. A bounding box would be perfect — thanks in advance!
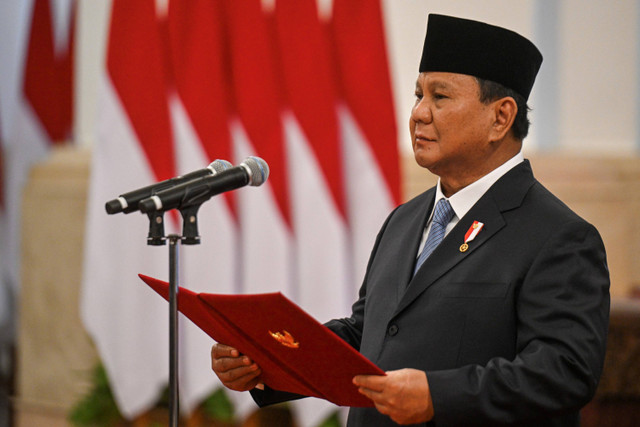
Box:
[68,364,123,426]
[200,388,235,422]
[317,411,342,427]
[69,363,344,426]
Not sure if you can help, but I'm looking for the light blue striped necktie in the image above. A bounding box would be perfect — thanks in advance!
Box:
[413,198,455,275]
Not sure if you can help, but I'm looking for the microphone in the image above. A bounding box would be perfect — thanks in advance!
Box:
[138,156,269,213]
[105,159,232,214]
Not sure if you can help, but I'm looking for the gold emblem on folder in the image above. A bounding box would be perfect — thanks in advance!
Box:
[269,330,300,349]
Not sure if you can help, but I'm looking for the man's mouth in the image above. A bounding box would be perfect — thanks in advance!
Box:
[414,133,436,143]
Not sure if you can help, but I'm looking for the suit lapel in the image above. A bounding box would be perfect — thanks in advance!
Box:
[358,190,436,362]
[394,160,536,316]
[394,190,436,296]
[396,195,504,314]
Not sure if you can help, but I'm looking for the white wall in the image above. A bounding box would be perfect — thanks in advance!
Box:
[75,0,111,148]
[558,0,638,154]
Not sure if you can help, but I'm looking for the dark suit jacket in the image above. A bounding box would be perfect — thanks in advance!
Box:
[253,160,610,426]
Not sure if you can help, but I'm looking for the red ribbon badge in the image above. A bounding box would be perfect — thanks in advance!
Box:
[460,221,484,252]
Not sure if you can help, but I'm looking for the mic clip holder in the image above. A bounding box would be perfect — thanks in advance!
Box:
[144,202,202,246]
[146,211,167,246]
[178,204,201,245]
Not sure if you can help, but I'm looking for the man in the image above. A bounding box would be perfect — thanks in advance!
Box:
[211,14,610,426]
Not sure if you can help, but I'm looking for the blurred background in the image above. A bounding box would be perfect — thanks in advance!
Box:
[1,0,639,426]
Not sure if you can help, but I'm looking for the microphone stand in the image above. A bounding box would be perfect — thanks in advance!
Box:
[168,234,180,427]
[145,204,203,427]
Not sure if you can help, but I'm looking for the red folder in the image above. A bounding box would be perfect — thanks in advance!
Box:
[139,274,384,407]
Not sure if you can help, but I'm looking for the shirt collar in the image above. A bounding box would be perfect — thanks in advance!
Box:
[434,152,524,220]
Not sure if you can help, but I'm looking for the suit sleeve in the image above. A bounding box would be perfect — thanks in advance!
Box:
[427,220,610,425]
[249,386,304,408]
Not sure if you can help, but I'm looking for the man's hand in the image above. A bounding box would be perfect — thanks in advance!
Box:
[210,344,262,391]
[353,368,434,425]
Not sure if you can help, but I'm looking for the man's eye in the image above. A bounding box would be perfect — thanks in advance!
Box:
[433,93,447,100]
[414,92,423,100]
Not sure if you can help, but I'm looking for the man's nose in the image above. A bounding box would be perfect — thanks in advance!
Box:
[411,98,432,124]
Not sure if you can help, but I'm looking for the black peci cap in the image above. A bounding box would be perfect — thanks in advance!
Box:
[419,14,543,100]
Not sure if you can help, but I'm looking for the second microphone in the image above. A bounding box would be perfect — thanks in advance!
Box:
[138,156,269,213]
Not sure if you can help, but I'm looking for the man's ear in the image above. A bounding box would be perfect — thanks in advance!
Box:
[490,97,517,142]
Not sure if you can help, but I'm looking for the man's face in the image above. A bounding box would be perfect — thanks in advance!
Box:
[410,72,495,179]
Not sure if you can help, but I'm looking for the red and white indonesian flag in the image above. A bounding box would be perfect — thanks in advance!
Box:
[165,0,241,412]
[2,0,75,303]
[82,0,182,418]
[331,0,401,290]
[81,0,399,424]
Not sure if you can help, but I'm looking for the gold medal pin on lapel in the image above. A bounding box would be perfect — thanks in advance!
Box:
[460,221,484,252]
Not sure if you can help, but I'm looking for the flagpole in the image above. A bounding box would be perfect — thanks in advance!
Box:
[168,234,180,427]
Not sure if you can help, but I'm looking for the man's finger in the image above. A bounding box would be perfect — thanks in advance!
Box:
[356,385,380,402]
[221,366,262,391]
[212,354,253,373]
[357,388,392,417]
[217,363,258,382]
[353,374,386,392]
[211,343,240,359]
